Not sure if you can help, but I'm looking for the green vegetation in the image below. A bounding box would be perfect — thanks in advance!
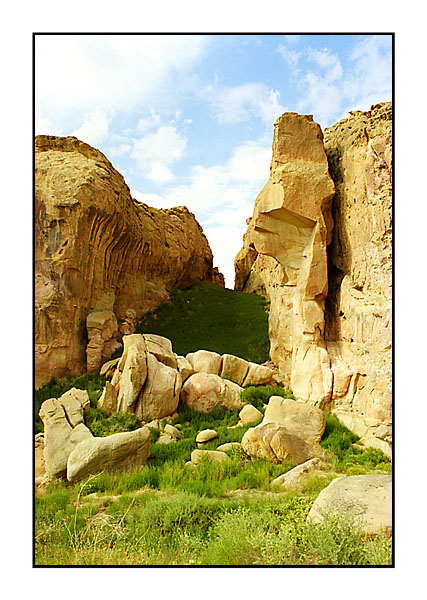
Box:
[241,384,294,409]
[135,281,270,363]
[321,413,391,474]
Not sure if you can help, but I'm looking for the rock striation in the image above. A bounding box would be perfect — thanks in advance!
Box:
[35,135,224,388]
[235,113,335,406]
[235,104,392,453]
[323,103,392,454]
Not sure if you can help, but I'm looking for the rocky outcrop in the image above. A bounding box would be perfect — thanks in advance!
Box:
[235,113,335,406]
[323,103,392,451]
[308,474,392,537]
[235,104,392,452]
[35,135,223,388]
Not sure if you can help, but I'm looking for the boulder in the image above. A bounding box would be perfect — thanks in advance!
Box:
[35,433,46,481]
[67,427,150,483]
[143,334,177,369]
[116,334,148,413]
[180,372,243,412]
[272,458,323,488]
[176,355,196,382]
[100,357,120,377]
[216,442,243,453]
[220,354,249,385]
[120,308,137,337]
[239,404,263,425]
[308,474,392,537]
[164,424,184,440]
[263,396,325,443]
[190,449,230,465]
[155,434,175,445]
[98,381,118,414]
[186,350,222,375]
[242,362,275,386]
[134,352,181,421]
[196,429,218,444]
[58,388,90,428]
[39,397,93,478]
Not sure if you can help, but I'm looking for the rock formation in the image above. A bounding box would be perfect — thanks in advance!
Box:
[35,135,224,388]
[323,103,392,453]
[235,113,335,406]
[235,104,392,454]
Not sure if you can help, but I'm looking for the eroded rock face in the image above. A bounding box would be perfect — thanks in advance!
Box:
[35,135,223,388]
[235,104,392,452]
[235,113,335,406]
[323,103,392,449]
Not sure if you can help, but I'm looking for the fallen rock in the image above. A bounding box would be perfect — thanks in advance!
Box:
[272,458,323,488]
[176,355,196,382]
[155,434,175,445]
[58,388,90,428]
[100,357,120,377]
[119,308,137,337]
[143,334,177,369]
[242,362,275,386]
[67,427,150,483]
[220,354,249,385]
[35,433,46,481]
[239,404,263,425]
[180,372,243,412]
[307,474,392,537]
[98,381,118,414]
[164,423,184,440]
[216,442,243,453]
[263,396,325,443]
[135,352,181,421]
[196,429,218,444]
[39,397,93,478]
[115,334,148,414]
[190,449,230,465]
[186,350,222,375]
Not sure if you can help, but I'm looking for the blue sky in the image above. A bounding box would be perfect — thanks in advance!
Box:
[35,34,392,287]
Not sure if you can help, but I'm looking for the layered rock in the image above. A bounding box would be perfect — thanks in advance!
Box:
[35,135,223,387]
[235,104,392,453]
[235,113,335,406]
[323,103,392,451]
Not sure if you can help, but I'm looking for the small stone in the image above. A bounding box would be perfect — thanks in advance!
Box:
[196,429,218,444]
[190,449,230,465]
[164,424,184,440]
[239,404,263,425]
[155,434,176,445]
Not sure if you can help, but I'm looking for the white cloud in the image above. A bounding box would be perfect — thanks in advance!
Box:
[131,190,167,209]
[136,110,161,133]
[35,34,207,121]
[307,47,343,82]
[205,82,285,125]
[284,35,300,44]
[72,108,111,146]
[277,45,301,68]
[131,125,187,183]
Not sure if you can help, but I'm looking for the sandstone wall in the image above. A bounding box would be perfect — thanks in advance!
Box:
[35,135,223,388]
[235,113,335,405]
[235,104,392,453]
[323,103,392,450]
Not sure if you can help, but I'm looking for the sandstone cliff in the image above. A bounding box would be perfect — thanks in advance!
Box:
[235,103,392,454]
[35,135,223,388]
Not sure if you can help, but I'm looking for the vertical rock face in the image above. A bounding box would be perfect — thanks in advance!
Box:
[235,103,392,452]
[323,103,392,448]
[235,113,335,406]
[35,135,224,388]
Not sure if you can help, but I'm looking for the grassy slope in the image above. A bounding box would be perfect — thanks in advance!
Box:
[134,281,270,363]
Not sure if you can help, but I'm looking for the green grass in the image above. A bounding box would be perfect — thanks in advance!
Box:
[135,281,270,363]
[241,384,294,409]
[321,413,391,474]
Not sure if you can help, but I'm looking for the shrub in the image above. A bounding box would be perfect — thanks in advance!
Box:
[240,385,294,410]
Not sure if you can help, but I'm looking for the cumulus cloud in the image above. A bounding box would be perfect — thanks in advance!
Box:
[307,47,343,82]
[277,45,301,68]
[204,82,285,125]
[72,108,111,146]
[35,34,207,121]
[131,125,187,183]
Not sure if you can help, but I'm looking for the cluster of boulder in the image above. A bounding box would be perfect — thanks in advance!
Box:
[37,387,150,485]
[97,333,275,422]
